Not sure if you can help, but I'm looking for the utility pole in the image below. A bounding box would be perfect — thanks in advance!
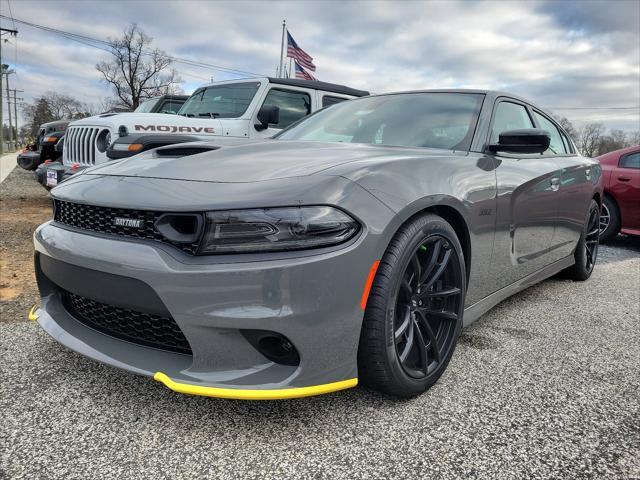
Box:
[278,19,286,78]
[5,66,13,150]
[0,27,18,154]
[10,89,23,147]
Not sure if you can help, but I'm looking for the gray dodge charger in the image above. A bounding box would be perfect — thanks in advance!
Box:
[31,90,603,399]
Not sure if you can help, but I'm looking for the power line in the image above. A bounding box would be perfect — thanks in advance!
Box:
[0,14,264,78]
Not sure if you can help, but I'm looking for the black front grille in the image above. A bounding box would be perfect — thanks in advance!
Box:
[62,290,192,355]
[53,200,201,255]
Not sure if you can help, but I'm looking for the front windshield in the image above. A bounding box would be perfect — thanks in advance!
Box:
[135,98,159,113]
[178,82,261,118]
[278,92,484,150]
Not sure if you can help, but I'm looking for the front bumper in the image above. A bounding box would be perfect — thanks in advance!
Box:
[33,219,384,399]
[35,162,84,188]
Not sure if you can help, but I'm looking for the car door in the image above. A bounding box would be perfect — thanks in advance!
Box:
[253,87,313,138]
[612,150,640,232]
[531,110,594,259]
[488,99,562,287]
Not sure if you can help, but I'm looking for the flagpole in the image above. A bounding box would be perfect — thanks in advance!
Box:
[279,19,286,78]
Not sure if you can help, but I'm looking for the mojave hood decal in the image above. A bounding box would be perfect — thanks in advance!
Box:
[67,113,223,136]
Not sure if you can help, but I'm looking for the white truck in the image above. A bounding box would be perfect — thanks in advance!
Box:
[44,77,368,187]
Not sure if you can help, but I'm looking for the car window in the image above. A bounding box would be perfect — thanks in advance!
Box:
[560,130,574,154]
[532,111,566,155]
[262,89,311,129]
[620,152,640,169]
[277,92,484,150]
[178,83,260,118]
[322,96,347,108]
[159,100,183,114]
[135,98,159,113]
[490,102,534,144]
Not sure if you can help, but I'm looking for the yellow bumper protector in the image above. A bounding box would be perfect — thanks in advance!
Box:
[154,372,357,400]
[28,305,40,321]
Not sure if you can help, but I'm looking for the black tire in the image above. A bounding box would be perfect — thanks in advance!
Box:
[358,213,466,398]
[599,196,620,243]
[17,154,38,171]
[563,200,600,281]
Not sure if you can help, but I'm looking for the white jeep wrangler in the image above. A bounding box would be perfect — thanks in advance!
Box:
[61,77,368,170]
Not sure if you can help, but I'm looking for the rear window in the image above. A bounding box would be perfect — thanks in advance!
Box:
[322,96,347,108]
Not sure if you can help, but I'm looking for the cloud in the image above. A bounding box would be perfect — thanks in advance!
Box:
[2,0,638,131]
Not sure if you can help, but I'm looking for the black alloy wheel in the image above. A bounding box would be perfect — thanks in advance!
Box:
[562,199,600,281]
[358,213,466,397]
[599,202,610,237]
[393,235,462,379]
[584,204,600,272]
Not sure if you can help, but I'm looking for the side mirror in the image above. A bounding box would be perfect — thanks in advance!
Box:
[489,128,550,154]
[255,105,280,131]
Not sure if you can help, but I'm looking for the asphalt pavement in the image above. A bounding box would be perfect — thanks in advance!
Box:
[1,238,639,479]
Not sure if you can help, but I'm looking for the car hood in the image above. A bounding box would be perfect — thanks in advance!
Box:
[68,112,222,137]
[82,141,453,183]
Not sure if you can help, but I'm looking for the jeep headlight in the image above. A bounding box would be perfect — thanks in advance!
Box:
[198,206,360,254]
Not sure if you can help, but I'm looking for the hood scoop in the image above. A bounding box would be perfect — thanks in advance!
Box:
[154,144,221,158]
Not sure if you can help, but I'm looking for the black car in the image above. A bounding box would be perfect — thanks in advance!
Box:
[17,120,69,171]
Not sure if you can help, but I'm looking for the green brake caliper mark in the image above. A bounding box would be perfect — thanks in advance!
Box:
[420,245,427,251]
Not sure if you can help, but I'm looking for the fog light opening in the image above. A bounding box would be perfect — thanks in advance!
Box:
[243,330,300,366]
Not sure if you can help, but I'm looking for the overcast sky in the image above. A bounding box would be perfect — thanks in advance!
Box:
[1,0,639,131]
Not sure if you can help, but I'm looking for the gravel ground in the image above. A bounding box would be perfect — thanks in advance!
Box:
[1,169,639,479]
[0,166,52,323]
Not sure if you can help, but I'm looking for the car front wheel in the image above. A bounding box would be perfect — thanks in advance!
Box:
[358,213,466,398]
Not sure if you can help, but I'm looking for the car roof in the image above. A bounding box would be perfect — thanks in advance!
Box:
[40,120,70,129]
[597,144,640,160]
[266,77,369,97]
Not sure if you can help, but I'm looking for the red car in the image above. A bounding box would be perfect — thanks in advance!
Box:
[597,145,640,242]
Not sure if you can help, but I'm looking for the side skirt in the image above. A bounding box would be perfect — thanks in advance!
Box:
[462,255,575,327]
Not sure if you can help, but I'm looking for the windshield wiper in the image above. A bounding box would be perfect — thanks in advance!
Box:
[197,112,221,118]
[179,113,195,117]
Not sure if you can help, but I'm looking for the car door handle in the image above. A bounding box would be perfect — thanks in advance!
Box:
[618,176,631,182]
[550,177,560,191]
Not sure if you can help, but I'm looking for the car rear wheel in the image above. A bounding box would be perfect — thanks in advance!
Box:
[599,196,620,243]
[563,200,600,281]
[358,213,466,398]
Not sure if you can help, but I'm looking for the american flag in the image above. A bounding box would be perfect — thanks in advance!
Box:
[287,31,316,72]
[294,61,317,81]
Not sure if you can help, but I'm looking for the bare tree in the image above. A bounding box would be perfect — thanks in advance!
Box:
[22,92,92,138]
[597,129,629,155]
[96,24,180,110]
[628,130,640,146]
[552,115,578,143]
[578,122,606,157]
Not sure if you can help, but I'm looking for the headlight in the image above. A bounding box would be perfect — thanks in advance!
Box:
[111,143,144,152]
[199,206,360,254]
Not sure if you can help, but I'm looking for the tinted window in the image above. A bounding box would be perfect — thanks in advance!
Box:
[135,98,159,113]
[620,152,640,169]
[560,130,574,154]
[532,111,566,155]
[322,95,347,108]
[178,83,260,118]
[278,93,484,150]
[159,100,184,114]
[490,102,534,144]
[262,89,311,129]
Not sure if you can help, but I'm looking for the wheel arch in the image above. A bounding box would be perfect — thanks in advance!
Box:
[393,199,472,288]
